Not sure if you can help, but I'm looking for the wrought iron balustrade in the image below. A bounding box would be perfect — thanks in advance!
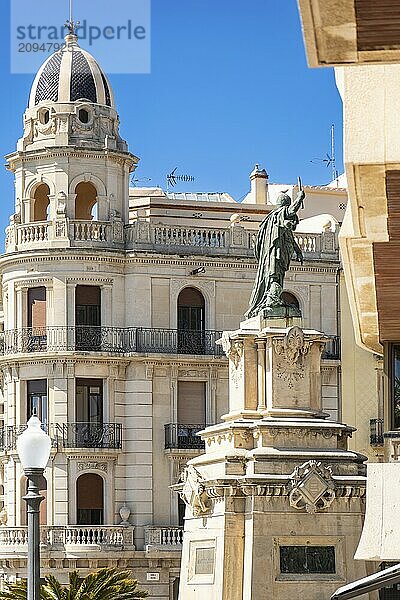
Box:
[370,418,384,445]
[165,423,205,450]
[0,424,55,452]
[322,335,341,360]
[61,422,122,450]
[0,327,223,356]
[136,328,223,356]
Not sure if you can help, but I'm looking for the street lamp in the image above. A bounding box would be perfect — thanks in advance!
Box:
[16,416,51,600]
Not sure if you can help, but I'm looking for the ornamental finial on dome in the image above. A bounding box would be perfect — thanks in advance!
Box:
[65,19,80,36]
[65,0,80,38]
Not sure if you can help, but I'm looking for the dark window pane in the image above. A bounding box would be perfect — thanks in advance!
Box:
[280,546,336,575]
[27,379,47,424]
[76,379,103,424]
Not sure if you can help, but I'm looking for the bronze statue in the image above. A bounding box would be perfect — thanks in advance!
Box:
[245,187,305,318]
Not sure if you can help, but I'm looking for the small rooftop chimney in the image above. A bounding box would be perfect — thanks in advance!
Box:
[243,164,268,204]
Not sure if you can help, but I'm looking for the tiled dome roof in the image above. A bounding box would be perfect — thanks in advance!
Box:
[29,34,114,108]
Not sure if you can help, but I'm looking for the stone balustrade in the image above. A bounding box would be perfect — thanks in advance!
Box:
[5,219,339,260]
[72,220,111,242]
[0,525,134,550]
[144,526,184,550]
[5,219,124,252]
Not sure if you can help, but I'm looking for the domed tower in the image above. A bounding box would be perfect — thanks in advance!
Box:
[7,30,138,243]
[0,29,141,583]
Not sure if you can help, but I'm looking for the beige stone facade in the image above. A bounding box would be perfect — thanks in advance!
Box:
[178,321,369,599]
[0,27,381,600]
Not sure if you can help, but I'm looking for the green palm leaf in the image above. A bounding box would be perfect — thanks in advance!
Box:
[0,567,147,600]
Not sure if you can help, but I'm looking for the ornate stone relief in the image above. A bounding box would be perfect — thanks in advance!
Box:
[288,460,335,513]
[273,327,313,389]
[220,333,243,369]
[77,461,108,472]
[220,333,244,388]
[180,465,210,516]
[170,278,216,299]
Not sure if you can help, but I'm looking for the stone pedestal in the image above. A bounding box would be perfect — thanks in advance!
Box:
[177,321,369,600]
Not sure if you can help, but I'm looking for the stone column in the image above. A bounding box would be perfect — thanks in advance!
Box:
[255,338,266,412]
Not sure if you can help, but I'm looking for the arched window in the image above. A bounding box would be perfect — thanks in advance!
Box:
[21,475,47,525]
[32,183,50,222]
[75,182,98,221]
[177,288,206,354]
[282,291,300,310]
[76,473,104,525]
[178,288,205,332]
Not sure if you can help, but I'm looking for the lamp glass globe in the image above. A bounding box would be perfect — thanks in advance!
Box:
[16,416,51,471]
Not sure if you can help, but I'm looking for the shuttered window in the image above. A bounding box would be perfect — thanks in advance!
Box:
[177,381,206,425]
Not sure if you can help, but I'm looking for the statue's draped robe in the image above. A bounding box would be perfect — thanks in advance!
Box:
[246,205,299,318]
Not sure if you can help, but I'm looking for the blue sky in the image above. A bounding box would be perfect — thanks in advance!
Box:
[0,0,342,240]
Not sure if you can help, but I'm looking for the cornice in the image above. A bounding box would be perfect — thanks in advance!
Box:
[0,356,130,369]
[0,249,340,274]
[14,277,53,290]
[0,354,226,369]
[6,146,138,169]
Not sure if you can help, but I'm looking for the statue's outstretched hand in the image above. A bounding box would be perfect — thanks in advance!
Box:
[296,251,304,265]
[297,190,305,203]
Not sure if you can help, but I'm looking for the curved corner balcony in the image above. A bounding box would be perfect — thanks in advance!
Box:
[5,219,125,253]
[0,423,122,452]
[0,327,224,357]
[5,219,339,260]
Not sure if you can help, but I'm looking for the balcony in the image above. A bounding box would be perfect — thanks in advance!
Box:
[60,423,122,450]
[126,222,339,260]
[5,217,339,261]
[5,219,122,253]
[370,418,384,445]
[165,423,205,450]
[0,423,121,452]
[144,526,183,551]
[0,525,134,552]
[0,424,56,452]
[0,327,224,357]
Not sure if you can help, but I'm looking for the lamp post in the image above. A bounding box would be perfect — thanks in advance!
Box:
[16,416,51,600]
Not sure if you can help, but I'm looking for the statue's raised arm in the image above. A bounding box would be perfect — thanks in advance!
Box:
[245,186,306,320]
[288,189,305,216]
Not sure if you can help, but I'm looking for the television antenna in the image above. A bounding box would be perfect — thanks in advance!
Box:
[310,124,339,185]
[130,176,152,187]
[166,167,195,192]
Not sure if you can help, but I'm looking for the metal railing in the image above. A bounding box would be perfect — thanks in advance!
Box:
[322,335,341,360]
[0,327,224,357]
[0,424,55,451]
[0,423,122,452]
[165,423,205,450]
[60,422,122,449]
[370,418,384,445]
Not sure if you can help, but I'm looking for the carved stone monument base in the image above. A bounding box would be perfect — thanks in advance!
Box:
[177,322,368,600]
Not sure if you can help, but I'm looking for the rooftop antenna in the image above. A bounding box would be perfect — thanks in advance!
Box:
[310,124,339,186]
[166,167,195,193]
[130,176,152,187]
[65,0,80,35]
